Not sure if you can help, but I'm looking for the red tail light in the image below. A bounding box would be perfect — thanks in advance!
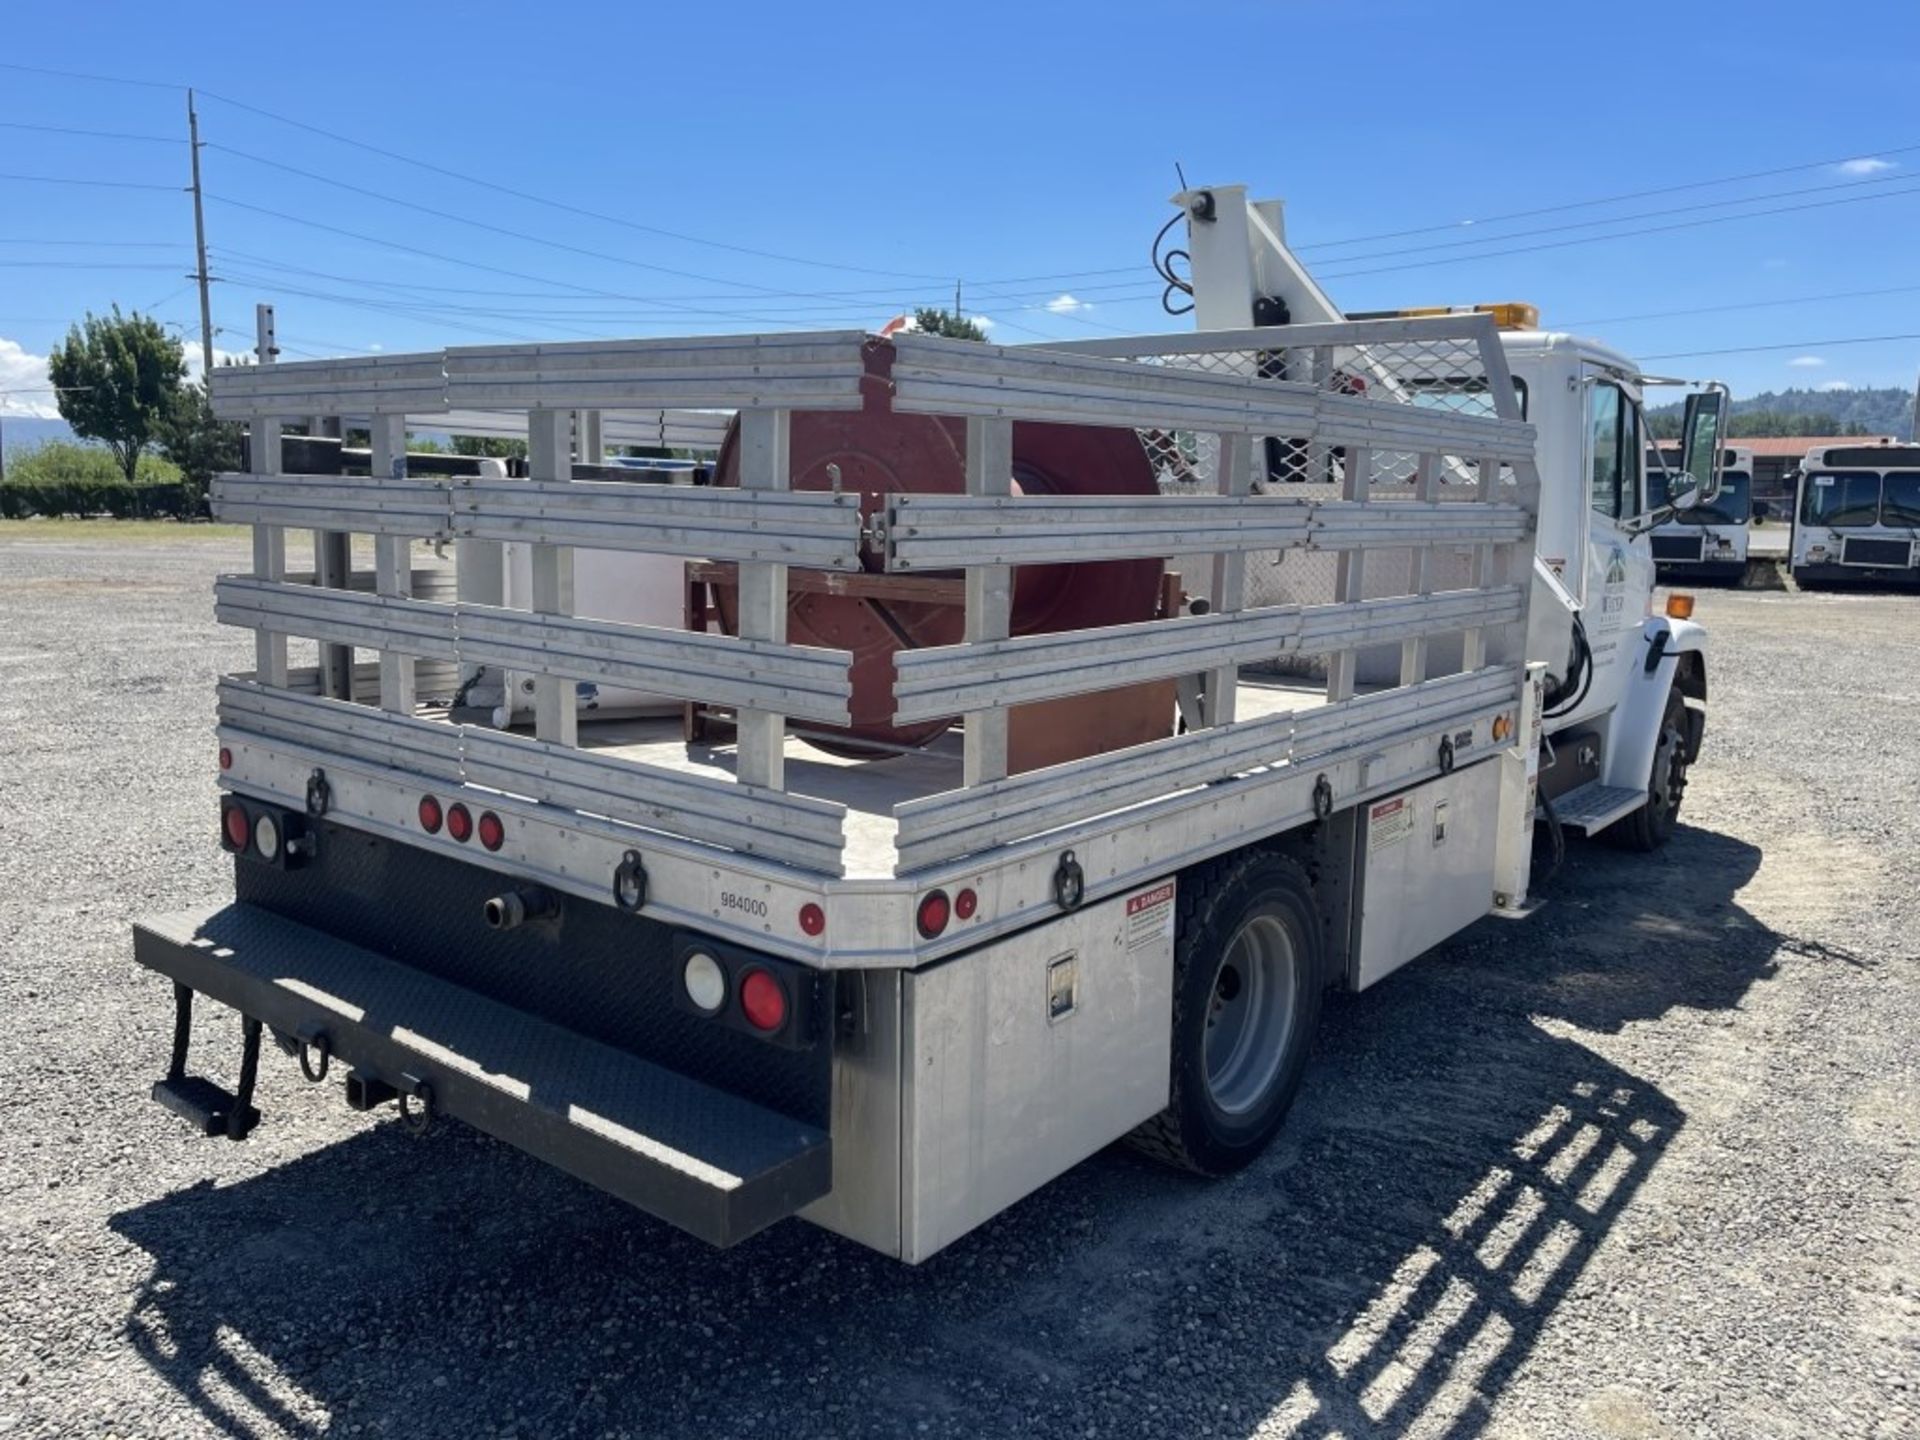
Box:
[798,902,826,937]
[916,889,951,939]
[739,968,788,1033]
[477,810,505,852]
[221,802,251,852]
[417,795,443,834]
[954,887,978,921]
[445,803,473,843]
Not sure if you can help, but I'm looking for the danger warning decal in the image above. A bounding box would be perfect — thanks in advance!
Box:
[1125,880,1175,952]
[1369,795,1414,853]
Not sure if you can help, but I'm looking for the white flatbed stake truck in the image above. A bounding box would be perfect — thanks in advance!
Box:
[131,186,1729,1261]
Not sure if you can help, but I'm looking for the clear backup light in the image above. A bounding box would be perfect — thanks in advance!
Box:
[682,951,726,1015]
[252,812,281,862]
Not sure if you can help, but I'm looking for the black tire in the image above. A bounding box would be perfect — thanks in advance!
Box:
[1128,849,1323,1176]
[1606,687,1691,852]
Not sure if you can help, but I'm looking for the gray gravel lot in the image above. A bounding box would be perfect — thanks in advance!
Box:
[0,531,1914,1440]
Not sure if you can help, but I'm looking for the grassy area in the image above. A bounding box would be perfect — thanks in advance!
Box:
[0,518,253,544]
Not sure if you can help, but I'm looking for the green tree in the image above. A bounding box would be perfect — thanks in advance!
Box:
[913,307,987,341]
[452,434,528,461]
[46,308,187,482]
[155,380,243,512]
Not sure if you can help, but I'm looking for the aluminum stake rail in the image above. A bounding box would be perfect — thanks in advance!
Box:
[207,316,1538,969]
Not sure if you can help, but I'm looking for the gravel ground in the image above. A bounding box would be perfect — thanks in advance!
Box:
[0,531,1914,1440]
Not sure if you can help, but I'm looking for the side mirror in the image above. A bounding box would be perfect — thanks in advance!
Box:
[1666,468,1702,511]
[1678,387,1730,504]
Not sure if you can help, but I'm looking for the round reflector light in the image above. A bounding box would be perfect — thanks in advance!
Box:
[222,804,251,852]
[446,803,473,843]
[219,746,232,771]
[682,951,727,1015]
[739,968,788,1033]
[253,812,281,862]
[477,811,505,852]
[418,795,443,834]
[955,887,978,921]
[916,889,951,939]
[798,902,826,937]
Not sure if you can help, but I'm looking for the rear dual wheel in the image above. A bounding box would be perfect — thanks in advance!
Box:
[1129,851,1322,1176]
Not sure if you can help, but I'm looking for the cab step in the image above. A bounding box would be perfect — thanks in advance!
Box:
[1546,781,1647,835]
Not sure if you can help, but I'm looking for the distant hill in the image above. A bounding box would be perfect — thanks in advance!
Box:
[0,417,75,463]
[1647,386,1914,441]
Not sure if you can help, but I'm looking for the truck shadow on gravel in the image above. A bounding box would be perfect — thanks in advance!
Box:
[110,824,1775,1440]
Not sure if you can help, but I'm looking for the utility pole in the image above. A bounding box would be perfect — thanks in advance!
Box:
[954,279,963,321]
[187,89,215,377]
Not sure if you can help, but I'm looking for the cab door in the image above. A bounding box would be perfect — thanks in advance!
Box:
[1577,375,1656,712]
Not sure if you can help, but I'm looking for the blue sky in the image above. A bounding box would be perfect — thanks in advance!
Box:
[4,0,1919,419]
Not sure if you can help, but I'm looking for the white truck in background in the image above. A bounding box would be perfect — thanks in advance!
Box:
[128,183,1729,1262]
[1647,445,1754,581]
[1789,439,1920,586]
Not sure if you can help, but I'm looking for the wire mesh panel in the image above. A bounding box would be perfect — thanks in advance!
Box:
[1103,329,1525,678]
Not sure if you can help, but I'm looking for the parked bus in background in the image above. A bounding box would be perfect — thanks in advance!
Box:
[1647,445,1752,581]
[1790,440,1920,588]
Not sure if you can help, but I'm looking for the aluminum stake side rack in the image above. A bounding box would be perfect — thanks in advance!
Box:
[134,310,1546,1261]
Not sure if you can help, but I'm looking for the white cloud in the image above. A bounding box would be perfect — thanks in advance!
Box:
[970,315,995,332]
[1837,157,1897,176]
[1817,379,1855,392]
[185,344,250,381]
[0,337,57,418]
[368,342,385,352]
[1044,293,1091,314]
[1787,355,1827,368]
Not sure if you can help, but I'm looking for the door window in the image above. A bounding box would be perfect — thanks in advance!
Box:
[1587,381,1626,520]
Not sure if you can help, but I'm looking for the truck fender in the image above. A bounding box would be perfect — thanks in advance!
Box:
[1605,618,1707,791]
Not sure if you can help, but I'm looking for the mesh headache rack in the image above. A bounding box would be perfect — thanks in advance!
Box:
[207,314,1539,967]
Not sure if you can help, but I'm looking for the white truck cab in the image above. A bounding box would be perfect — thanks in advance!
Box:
[1180,186,1726,848]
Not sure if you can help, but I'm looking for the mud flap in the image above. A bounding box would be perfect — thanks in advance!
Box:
[132,903,830,1248]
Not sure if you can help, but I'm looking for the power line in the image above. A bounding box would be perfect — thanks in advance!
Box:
[205,196,975,331]
[0,172,181,192]
[196,91,974,285]
[1318,180,1920,281]
[0,60,179,91]
[0,260,182,270]
[1295,141,1920,252]
[1564,282,1920,330]
[1307,169,1918,268]
[0,119,181,144]
[0,237,182,248]
[1641,333,1920,360]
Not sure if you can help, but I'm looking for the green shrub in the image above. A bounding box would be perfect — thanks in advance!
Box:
[1,441,192,519]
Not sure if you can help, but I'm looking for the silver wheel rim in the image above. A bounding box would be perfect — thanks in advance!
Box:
[1203,913,1299,1116]
[1650,718,1687,818]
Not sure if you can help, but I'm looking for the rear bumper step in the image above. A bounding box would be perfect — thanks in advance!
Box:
[132,903,830,1248]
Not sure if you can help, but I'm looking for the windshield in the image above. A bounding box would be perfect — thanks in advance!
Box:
[1651,467,1751,523]
[1801,471,1882,528]
[1881,472,1920,528]
[1401,375,1529,419]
